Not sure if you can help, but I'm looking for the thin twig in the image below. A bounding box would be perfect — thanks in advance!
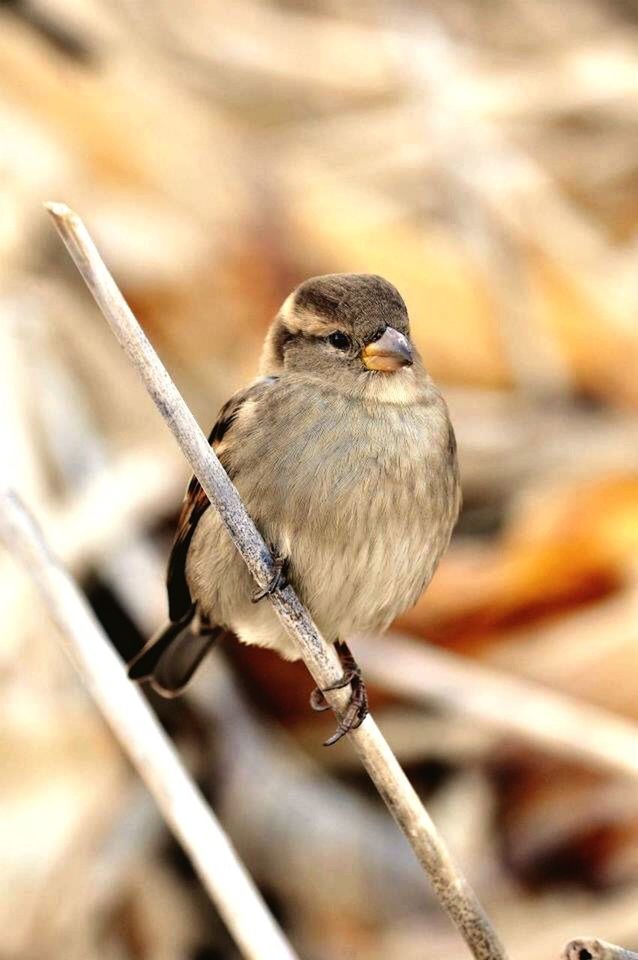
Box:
[563,939,638,960]
[0,489,299,960]
[0,448,183,642]
[45,200,508,960]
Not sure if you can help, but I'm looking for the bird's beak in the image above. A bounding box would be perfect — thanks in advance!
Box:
[361,327,413,372]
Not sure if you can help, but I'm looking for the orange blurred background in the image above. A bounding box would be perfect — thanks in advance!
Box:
[3,1,638,958]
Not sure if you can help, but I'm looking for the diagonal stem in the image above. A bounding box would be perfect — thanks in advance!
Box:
[563,940,638,960]
[44,200,508,960]
[0,488,300,960]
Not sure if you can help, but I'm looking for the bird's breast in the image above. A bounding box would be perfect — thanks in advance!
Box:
[236,386,458,637]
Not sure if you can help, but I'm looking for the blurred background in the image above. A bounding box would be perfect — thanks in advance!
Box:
[3,0,638,957]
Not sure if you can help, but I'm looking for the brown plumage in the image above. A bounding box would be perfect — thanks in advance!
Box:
[129,273,461,740]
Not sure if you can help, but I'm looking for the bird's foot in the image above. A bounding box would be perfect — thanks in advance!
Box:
[309,641,369,746]
[251,552,288,603]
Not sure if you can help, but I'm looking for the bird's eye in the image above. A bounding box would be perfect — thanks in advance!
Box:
[327,331,351,351]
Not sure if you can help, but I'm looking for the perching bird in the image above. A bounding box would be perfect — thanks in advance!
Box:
[129,273,461,743]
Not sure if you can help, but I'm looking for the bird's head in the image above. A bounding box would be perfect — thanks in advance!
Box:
[261,274,420,399]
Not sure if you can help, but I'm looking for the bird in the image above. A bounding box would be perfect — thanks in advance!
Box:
[128,273,461,743]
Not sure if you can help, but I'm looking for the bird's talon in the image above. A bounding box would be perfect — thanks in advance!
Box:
[322,686,368,746]
[251,553,288,603]
[320,667,359,692]
[309,687,331,712]
[310,641,369,746]
[323,724,349,747]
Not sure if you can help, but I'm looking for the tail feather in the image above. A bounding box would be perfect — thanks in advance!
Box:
[128,605,221,698]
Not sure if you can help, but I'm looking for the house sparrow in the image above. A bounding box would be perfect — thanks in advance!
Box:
[129,273,461,743]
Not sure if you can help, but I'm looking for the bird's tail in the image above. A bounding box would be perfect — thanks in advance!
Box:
[128,605,222,698]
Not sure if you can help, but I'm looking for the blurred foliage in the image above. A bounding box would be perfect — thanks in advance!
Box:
[2,0,638,957]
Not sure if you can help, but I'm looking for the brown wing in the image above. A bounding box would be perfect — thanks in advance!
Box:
[166,376,278,622]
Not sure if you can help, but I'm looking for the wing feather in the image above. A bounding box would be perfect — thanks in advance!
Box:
[166,376,277,621]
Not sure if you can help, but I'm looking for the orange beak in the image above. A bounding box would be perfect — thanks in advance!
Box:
[361,327,413,372]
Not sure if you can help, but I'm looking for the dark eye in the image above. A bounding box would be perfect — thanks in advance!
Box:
[327,331,351,351]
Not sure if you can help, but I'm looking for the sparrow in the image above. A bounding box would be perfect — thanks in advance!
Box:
[129,273,461,743]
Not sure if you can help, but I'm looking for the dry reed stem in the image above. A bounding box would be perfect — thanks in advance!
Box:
[45,200,508,960]
[563,939,638,960]
[0,489,299,960]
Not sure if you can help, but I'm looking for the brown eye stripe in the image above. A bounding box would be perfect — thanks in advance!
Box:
[294,287,340,316]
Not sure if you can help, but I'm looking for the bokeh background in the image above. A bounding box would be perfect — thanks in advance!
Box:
[3,0,638,957]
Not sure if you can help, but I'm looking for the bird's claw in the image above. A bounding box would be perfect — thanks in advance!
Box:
[310,665,369,746]
[251,553,288,603]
